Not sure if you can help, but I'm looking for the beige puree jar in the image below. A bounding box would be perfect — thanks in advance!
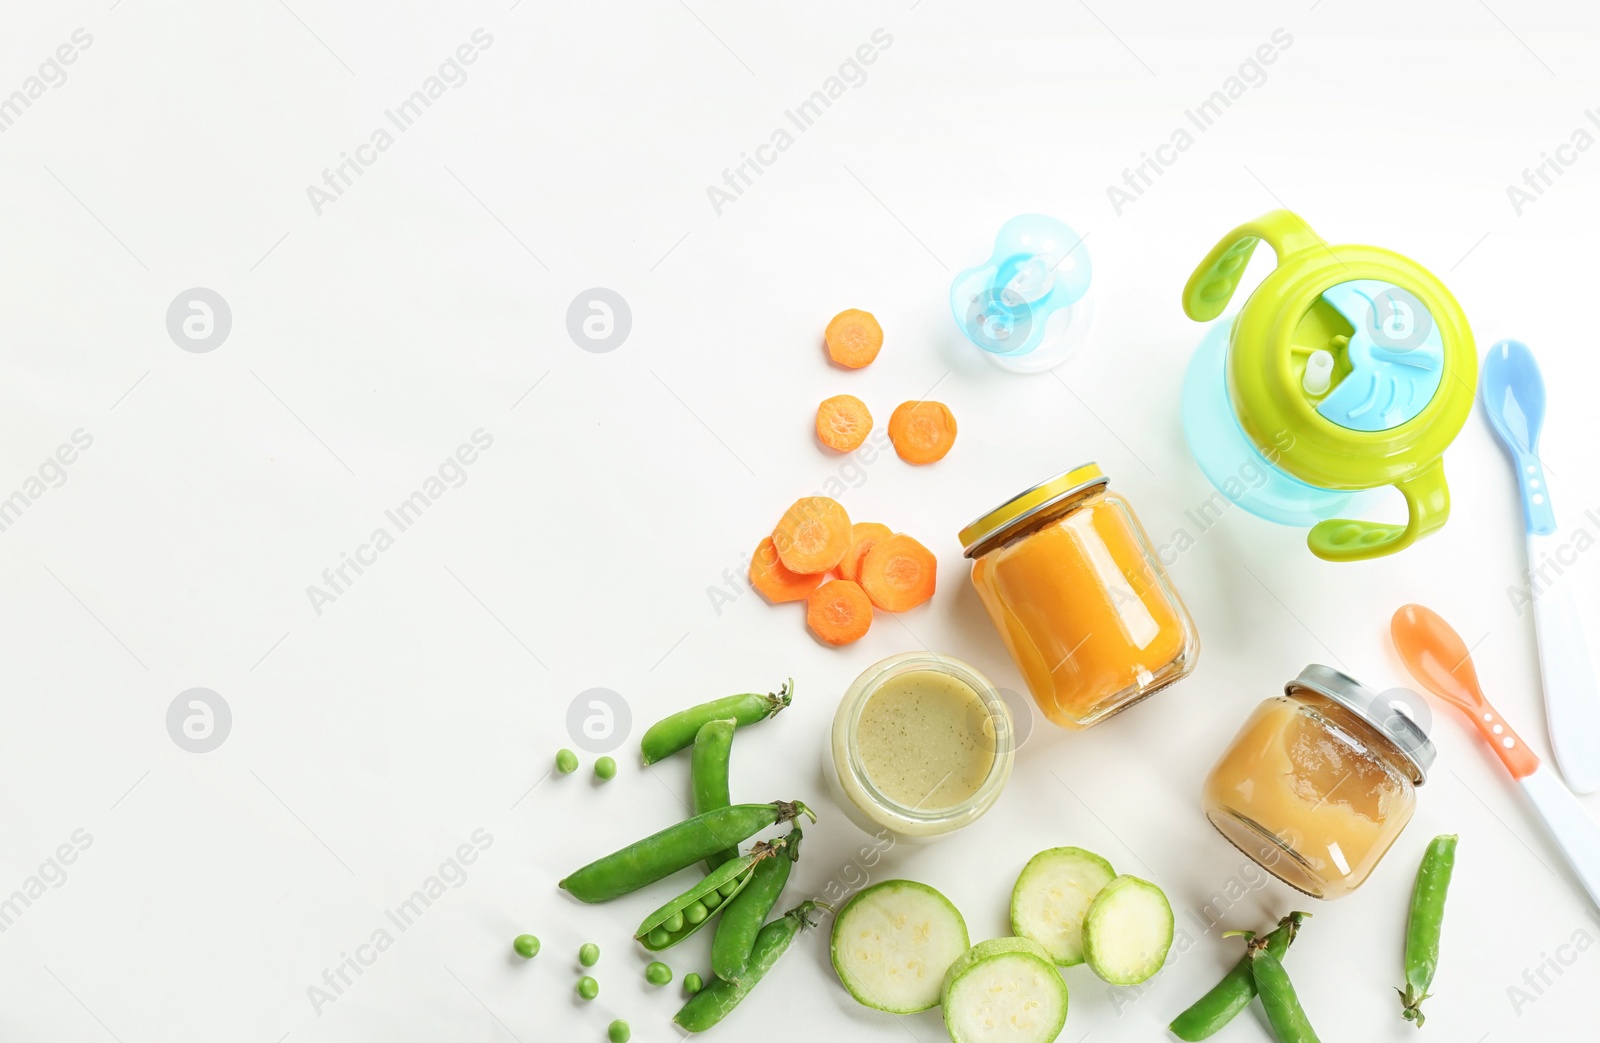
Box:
[1203,665,1435,899]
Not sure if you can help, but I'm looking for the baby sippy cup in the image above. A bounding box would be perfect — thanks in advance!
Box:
[950,215,1092,373]
[1179,210,1476,561]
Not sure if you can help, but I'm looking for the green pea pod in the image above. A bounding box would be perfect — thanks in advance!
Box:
[1169,912,1310,1041]
[640,681,793,765]
[560,800,815,903]
[691,718,737,872]
[636,840,779,951]
[711,826,801,982]
[1250,947,1321,1043]
[1399,834,1457,1028]
[673,900,827,1033]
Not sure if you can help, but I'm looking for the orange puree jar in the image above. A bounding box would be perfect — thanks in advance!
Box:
[960,464,1198,729]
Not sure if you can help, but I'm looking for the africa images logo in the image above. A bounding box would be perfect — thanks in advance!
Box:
[0,28,93,134]
[305,429,494,615]
[304,29,494,216]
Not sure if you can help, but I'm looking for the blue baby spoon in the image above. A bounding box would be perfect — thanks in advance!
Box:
[950,215,1092,373]
[1481,338,1600,793]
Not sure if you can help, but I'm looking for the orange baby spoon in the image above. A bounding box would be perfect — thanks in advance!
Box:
[1391,603,1540,779]
[1392,603,1600,910]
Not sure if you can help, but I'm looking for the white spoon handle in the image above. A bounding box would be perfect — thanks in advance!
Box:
[1520,766,1600,911]
[1528,530,1600,794]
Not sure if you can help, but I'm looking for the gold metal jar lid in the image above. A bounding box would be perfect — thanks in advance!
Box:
[959,463,1109,557]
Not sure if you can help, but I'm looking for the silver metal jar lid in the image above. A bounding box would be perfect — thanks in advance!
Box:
[1287,664,1436,784]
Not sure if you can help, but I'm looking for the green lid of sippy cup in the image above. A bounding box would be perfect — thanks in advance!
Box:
[1182,210,1477,562]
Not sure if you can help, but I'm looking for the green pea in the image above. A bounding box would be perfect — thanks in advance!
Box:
[712,827,799,982]
[578,942,600,967]
[555,749,579,774]
[646,961,672,986]
[634,843,775,953]
[701,890,723,910]
[718,879,741,898]
[639,682,792,764]
[594,756,617,781]
[512,934,540,959]
[691,718,738,872]
[607,1021,630,1043]
[560,801,815,904]
[1250,949,1320,1043]
[683,972,704,995]
[576,976,599,1001]
[1170,912,1309,1040]
[1401,835,1457,1027]
[673,902,822,1032]
[640,851,752,947]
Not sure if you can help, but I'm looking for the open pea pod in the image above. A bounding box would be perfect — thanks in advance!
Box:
[635,838,784,952]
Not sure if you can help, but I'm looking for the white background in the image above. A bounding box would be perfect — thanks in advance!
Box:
[3,1,1600,1041]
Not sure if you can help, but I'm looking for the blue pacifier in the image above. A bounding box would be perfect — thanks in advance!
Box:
[950,215,1093,373]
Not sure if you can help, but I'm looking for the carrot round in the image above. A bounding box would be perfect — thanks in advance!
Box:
[816,395,873,453]
[749,536,825,603]
[771,496,852,575]
[859,534,937,612]
[888,401,957,464]
[825,309,883,369]
[806,579,873,646]
[839,522,893,583]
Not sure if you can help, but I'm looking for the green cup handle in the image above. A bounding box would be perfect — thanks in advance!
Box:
[1182,209,1327,322]
[1307,462,1450,562]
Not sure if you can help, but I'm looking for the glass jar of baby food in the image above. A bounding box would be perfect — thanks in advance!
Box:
[828,652,1015,840]
[1204,665,1436,899]
[960,463,1198,729]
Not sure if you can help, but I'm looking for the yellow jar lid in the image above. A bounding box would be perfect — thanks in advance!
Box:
[959,463,1108,556]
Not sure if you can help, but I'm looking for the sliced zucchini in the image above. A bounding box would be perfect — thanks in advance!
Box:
[831,879,970,1013]
[941,937,1069,1043]
[1009,846,1116,966]
[1080,874,1174,986]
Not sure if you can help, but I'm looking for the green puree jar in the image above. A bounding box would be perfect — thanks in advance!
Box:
[827,653,1015,840]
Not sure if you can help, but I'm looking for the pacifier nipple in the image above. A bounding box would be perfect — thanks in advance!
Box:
[1303,349,1335,396]
[1005,257,1054,304]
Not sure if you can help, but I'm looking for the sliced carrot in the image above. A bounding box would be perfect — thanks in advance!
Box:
[859,534,937,612]
[824,309,883,369]
[888,401,957,464]
[839,521,893,583]
[807,579,873,646]
[772,496,852,574]
[749,536,825,603]
[816,394,873,453]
